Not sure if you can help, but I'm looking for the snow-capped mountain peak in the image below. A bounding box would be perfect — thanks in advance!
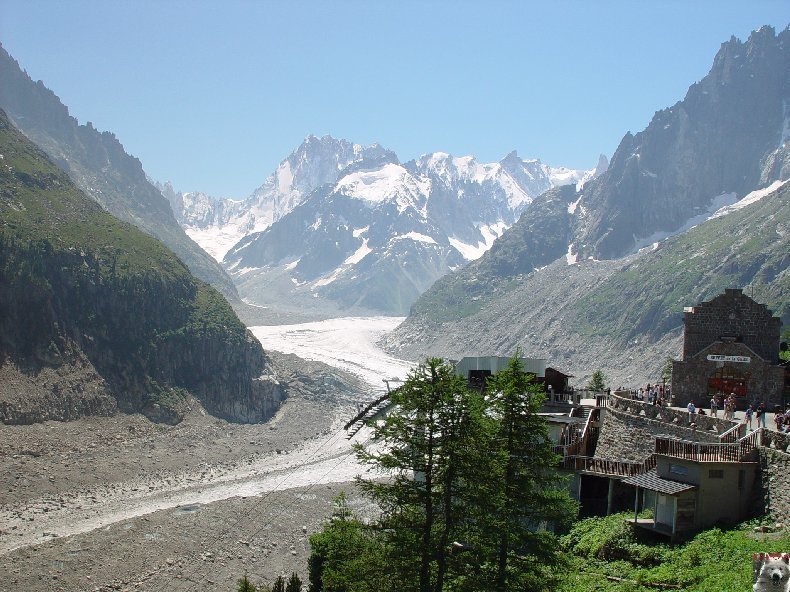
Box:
[205,140,598,315]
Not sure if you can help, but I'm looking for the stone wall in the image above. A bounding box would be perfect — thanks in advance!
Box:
[596,395,790,522]
[609,393,735,433]
[759,447,790,521]
[682,288,780,362]
[672,341,785,407]
[595,402,723,463]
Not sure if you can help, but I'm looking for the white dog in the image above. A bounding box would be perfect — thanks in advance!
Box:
[754,553,790,592]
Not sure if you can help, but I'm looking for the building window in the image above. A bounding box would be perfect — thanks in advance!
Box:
[670,464,689,476]
[708,469,724,479]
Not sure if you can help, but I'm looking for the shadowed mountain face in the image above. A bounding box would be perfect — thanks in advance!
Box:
[385,26,789,385]
[0,109,283,424]
[573,26,789,260]
[0,43,238,300]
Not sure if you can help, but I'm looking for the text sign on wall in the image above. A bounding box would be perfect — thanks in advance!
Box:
[706,354,751,363]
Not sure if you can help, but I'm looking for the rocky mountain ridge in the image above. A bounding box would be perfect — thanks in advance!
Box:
[192,135,600,315]
[0,43,238,300]
[383,181,789,387]
[385,25,790,385]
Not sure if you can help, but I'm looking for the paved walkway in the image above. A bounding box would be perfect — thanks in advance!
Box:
[671,404,787,433]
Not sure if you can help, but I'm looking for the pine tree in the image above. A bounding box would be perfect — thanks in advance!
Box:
[272,575,286,592]
[587,369,606,392]
[482,356,577,592]
[285,572,302,592]
[661,357,673,385]
[237,574,256,592]
[354,358,484,592]
[308,493,383,592]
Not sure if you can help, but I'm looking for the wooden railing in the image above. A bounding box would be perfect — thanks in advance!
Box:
[560,454,656,477]
[655,437,740,462]
[655,429,763,462]
[596,393,611,408]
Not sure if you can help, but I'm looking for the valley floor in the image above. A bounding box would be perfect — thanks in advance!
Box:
[0,394,374,591]
[0,316,412,591]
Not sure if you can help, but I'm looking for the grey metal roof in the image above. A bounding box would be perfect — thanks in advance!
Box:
[621,470,697,496]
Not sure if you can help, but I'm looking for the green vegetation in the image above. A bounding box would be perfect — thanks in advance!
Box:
[307,493,385,592]
[660,357,673,386]
[587,370,607,392]
[557,513,790,591]
[309,356,576,592]
[0,108,262,419]
[573,183,789,344]
[236,572,303,592]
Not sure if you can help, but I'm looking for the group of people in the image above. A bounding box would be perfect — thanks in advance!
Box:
[708,393,738,420]
[629,383,670,406]
[743,401,769,430]
[627,385,789,434]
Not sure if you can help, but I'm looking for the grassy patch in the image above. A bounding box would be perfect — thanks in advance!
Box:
[558,513,790,592]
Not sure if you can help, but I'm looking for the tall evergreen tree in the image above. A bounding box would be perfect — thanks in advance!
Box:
[354,358,484,592]
[237,574,257,592]
[308,493,385,592]
[482,356,577,592]
[285,572,302,592]
[587,369,607,392]
[272,575,286,592]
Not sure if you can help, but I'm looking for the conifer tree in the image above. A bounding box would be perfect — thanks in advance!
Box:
[285,572,302,592]
[482,356,577,592]
[587,369,607,392]
[308,493,384,592]
[355,358,484,592]
[237,574,256,592]
[272,575,286,592]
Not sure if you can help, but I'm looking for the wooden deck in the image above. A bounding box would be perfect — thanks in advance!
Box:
[560,454,656,477]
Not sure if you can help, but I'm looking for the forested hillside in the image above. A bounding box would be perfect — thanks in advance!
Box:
[0,109,283,424]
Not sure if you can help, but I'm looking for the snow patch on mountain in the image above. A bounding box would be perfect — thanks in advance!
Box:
[566,243,578,265]
[397,232,437,245]
[449,221,507,261]
[335,163,430,212]
[710,179,787,219]
[633,191,739,252]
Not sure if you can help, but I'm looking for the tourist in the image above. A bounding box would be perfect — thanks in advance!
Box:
[775,412,784,432]
[710,395,719,418]
[757,402,767,428]
[725,393,737,421]
[687,400,696,423]
[745,405,754,431]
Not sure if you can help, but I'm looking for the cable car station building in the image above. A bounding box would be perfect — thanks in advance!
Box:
[671,289,784,408]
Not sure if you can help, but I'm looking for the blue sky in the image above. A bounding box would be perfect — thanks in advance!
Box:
[0,1,787,199]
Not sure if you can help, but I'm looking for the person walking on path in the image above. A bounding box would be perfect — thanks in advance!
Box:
[710,395,719,418]
[757,402,767,428]
[745,405,754,431]
[687,401,696,423]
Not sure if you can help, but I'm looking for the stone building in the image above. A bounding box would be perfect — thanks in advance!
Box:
[672,289,784,408]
